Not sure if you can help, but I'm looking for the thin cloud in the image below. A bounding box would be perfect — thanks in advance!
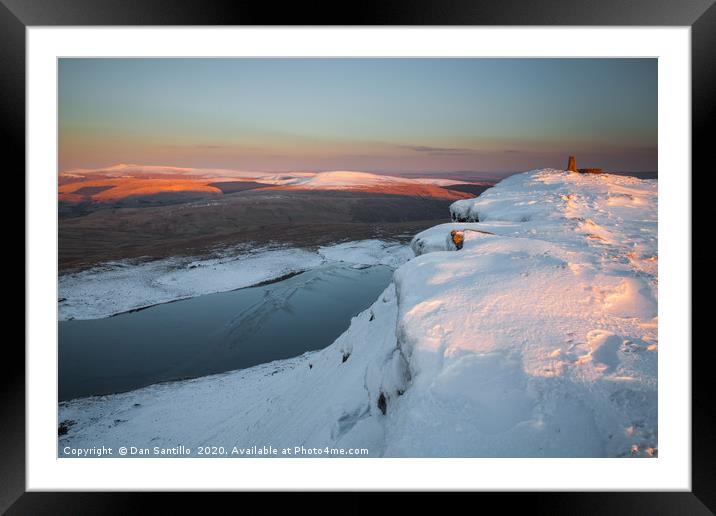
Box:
[401,145,476,154]
[159,144,226,150]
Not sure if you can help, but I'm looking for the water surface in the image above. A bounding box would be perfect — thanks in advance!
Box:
[59,264,393,401]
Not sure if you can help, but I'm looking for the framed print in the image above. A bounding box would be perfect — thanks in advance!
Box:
[4,0,710,512]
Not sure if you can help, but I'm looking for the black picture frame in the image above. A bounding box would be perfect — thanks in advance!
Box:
[4,0,708,512]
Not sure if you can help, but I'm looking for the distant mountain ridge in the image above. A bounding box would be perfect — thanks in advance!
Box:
[59,166,486,205]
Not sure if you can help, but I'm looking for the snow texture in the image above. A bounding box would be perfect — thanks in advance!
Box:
[59,169,658,458]
[59,240,412,321]
[318,240,413,269]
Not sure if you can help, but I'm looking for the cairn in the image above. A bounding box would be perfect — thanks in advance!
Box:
[567,155,577,172]
[567,155,603,174]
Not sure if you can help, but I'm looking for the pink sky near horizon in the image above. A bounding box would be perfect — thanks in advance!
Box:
[59,140,657,176]
[59,58,658,175]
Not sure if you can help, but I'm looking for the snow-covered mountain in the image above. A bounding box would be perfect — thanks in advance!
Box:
[259,171,489,189]
[262,170,474,199]
[59,167,476,202]
[59,169,658,458]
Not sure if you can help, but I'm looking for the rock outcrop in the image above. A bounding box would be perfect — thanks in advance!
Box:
[450,230,464,250]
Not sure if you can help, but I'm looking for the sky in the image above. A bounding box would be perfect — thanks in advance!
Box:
[58,58,657,174]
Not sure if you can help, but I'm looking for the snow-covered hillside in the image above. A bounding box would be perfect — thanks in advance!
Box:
[280,170,404,189]
[59,240,412,321]
[270,170,474,200]
[59,169,658,458]
[59,167,478,203]
[60,165,478,189]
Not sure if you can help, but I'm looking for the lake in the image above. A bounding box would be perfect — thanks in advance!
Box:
[58,264,394,401]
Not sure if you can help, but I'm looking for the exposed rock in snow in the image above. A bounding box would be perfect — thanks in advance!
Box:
[410,223,501,255]
[59,169,657,458]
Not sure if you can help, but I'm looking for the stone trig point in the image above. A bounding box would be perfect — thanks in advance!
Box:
[567,155,603,174]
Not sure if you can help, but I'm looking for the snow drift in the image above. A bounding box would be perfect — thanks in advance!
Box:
[59,169,658,458]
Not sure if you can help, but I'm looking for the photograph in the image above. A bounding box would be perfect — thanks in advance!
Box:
[0,0,706,504]
[56,57,659,459]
